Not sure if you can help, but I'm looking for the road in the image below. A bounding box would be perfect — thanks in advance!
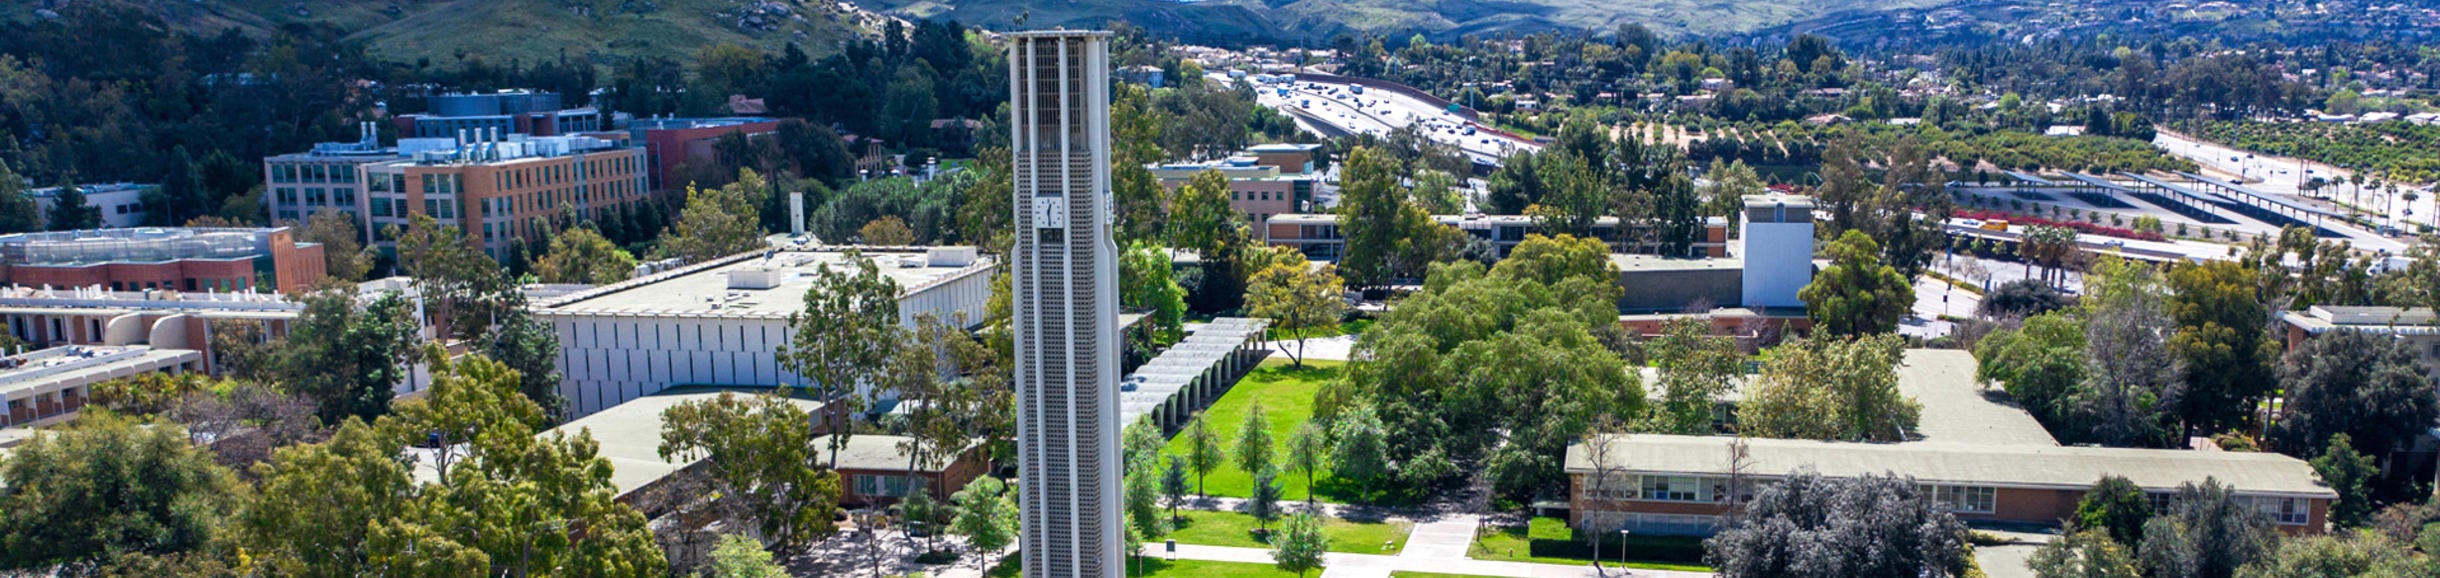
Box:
[1234,74,1541,164]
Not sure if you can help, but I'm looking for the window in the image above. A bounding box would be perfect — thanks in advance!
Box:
[854,475,928,497]
[2237,496,2310,525]
[1924,485,1996,514]
[1639,475,1715,502]
[372,198,392,217]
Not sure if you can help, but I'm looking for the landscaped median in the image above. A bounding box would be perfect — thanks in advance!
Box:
[1469,517,1712,572]
[1162,509,1412,554]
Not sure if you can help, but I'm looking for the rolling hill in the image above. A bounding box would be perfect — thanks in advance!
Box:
[849,0,1960,45]
[13,0,878,66]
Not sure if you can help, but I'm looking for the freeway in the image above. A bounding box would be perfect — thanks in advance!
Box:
[1230,74,1540,164]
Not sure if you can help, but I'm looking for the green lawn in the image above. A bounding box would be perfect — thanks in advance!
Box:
[1161,508,1411,554]
[989,553,1305,577]
[1160,359,1357,503]
[1470,517,1712,572]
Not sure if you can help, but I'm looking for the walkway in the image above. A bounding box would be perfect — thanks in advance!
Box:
[1122,318,1272,432]
[1142,512,1709,578]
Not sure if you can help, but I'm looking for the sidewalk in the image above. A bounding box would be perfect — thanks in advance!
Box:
[1150,511,1713,578]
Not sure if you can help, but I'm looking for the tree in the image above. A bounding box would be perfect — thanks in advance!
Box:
[296,209,373,282]
[2030,529,2142,578]
[1185,413,1228,499]
[660,168,768,262]
[778,252,902,469]
[1272,512,1329,577]
[45,179,100,231]
[1244,251,1345,368]
[1285,422,1329,506]
[1336,146,1459,287]
[2233,530,2416,578]
[388,344,548,485]
[951,476,1018,571]
[1329,405,1391,504]
[2074,256,2180,448]
[1120,242,1189,344]
[2273,329,2440,493]
[1981,279,2075,319]
[2164,260,2275,436]
[1653,172,1704,257]
[239,419,416,575]
[1706,471,1970,578]
[1236,401,1277,478]
[1737,334,1918,442]
[704,534,786,578]
[1126,463,1167,544]
[2313,434,2378,529]
[534,227,637,285]
[1109,83,1171,244]
[1169,169,1246,263]
[2073,475,2154,550]
[2138,479,2277,578]
[0,160,41,233]
[1974,311,2087,427]
[1800,229,1912,337]
[1411,169,1464,214]
[279,288,420,423]
[1249,469,1285,533]
[1650,317,1742,434]
[481,307,566,419]
[658,392,841,557]
[1524,151,1611,238]
[0,414,242,567]
[859,215,916,245]
[392,213,514,341]
[1162,456,1191,525]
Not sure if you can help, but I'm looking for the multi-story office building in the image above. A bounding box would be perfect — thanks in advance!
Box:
[393,91,601,139]
[262,123,446,230]
[27,183,154,229]
[1009,29,1123,578]
[360,133,649,260]
[1149,158,1317,230]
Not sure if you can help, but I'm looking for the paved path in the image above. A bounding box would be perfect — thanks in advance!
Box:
[1263,334,1356,362]
[1145,509,1712,578]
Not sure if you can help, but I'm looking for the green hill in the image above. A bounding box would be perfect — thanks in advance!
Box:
[14,0,875,65]
[851,0,1958,44]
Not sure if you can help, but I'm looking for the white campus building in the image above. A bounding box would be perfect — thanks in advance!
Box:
[530,247,995,418]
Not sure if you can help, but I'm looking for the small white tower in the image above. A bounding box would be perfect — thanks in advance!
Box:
[1740,194,1816,309]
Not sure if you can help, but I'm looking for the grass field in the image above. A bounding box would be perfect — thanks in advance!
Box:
[989,553,1305,577]
[1162,509,1411,554]
[1470,517,1712,572]
[1159,359,1355,503]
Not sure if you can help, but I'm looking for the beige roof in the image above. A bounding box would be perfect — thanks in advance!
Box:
[1566,435,2333,499]
[812,434,979,472]
[1899,349,2058,446]
[539,248,994,319]
[541,391,823,497]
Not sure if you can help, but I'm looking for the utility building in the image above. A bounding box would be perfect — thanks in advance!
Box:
[1009,29,1122,578]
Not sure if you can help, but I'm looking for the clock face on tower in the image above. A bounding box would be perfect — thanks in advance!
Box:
[1034,196,1068,230]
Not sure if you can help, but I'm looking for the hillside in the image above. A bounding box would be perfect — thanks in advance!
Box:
[851,0,1958,45]
[13,0,876,65]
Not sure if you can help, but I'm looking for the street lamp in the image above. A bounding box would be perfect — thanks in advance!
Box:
[1619,529,1632,575]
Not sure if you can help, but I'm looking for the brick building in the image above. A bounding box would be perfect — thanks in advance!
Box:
[361,133,650,260]
[0,227,328,294]
[623,116,781,191]
[1564,350,2336,536]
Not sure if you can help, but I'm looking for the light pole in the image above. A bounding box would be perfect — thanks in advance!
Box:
[1618,529,1632,575]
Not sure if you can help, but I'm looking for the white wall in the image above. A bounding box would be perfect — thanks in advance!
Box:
[546,263,997,418]
[1741,221,1814,309]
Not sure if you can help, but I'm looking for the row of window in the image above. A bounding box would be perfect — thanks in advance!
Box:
[269,163,360,184]
[272,188,359,209]
[1595,474,1996,514]
[853,474,931,498]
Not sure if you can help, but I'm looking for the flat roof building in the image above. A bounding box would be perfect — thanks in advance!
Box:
[360,132,649,261]
[0,345,202,440]
[1566,349,2335,536]
[817,433,991,508]
[28,183,154,230]
[532,247,997,418]
[2279,306,2440,370]
[0,227,328,294]
[395,91,601,139]
[622,116,782,192]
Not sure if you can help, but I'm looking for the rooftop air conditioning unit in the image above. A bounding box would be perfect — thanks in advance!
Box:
[727,268,785,290]
[926,246,979,267]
